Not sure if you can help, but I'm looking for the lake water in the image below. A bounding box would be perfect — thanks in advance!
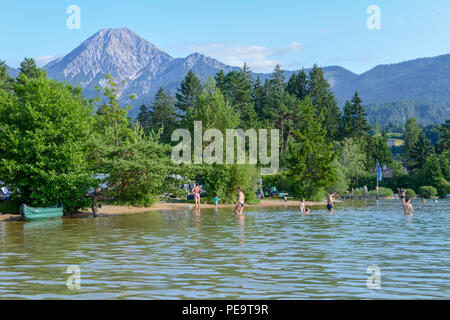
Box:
[0,199,449,299]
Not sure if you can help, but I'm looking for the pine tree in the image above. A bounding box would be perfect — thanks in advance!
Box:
[408,132,433,172]
[286,69,308,100]
[0,60,14,92]
[175,70,202,114]
[219,64,258,129]
[252,75,267,120]
[350,91,369,137]
[403,118,421,163]
[215,69,227,93]
[340,100,354,139]
[136,104,150,131]
[17,58,43,85]
[307,64,341,141]
[286,97,337,199]
[149,87,179,143]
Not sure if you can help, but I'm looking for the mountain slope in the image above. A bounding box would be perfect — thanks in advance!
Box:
[39,28,449,124]
[44,28,173,98]
[334,54,450,106]
[6,65,18,78]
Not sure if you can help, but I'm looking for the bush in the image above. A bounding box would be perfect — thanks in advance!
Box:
[405,189,416,199]
[202,164,259,204]
[436,179,450,197]
[368,187,393,197]
[418,186,438,198]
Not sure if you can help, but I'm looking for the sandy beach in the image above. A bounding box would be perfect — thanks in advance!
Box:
[0,199,328,221]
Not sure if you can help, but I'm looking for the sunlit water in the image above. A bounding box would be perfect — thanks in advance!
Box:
[0,199,449,299]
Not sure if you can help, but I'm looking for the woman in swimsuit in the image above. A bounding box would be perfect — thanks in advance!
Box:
[193,184,202,209]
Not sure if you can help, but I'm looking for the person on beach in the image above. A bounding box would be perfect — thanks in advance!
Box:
[234,187,245,215]
[299,198,306,213]
[402,198,414,215]
[214,194,219,209]
[327,193,334,212]
[193,184,202,209]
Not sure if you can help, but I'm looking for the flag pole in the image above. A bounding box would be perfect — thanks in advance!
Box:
[376,177,379,200]
[376,159,380,201]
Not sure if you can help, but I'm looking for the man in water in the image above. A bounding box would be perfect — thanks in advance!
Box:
[402,198,414,215]
[327,193,334,212]
[234,187,245,215]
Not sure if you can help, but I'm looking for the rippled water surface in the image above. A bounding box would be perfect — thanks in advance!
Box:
[1,199,449,299]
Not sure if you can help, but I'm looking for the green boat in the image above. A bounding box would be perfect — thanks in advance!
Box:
[20,204,64,221]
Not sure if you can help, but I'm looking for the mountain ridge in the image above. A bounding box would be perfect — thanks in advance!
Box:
[4,28,449,123]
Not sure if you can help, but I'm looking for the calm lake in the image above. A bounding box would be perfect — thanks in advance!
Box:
[0,199,449,299]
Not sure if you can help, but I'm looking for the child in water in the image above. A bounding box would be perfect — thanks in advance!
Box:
[214,194,219,209]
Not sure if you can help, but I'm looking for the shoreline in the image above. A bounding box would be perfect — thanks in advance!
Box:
[0,199,327,221]
[92,199,328,216]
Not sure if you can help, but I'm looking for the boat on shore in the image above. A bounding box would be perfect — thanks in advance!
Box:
[20,204,63,221]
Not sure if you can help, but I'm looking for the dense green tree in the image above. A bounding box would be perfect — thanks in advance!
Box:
[175,70,202,114]
[185,78,240,133]
[262,65,297,153]
[252,75,266,119]
[363,134,393,170]
[0,60,14,92]
[335,138,368,186]
[436,120,450,156]
[148,87,180,143]
[0,72,94,211]
[422,154,443,187]
[403,118,421,163]
[217,64,258,129]
[339,92,369,140]
[286,97,337,200]
[408,132,434,172]
[16,58,43,85]
[90,75,177,206]
[184,79,258,204]
[214,69,227,93]
[286,69,308,101]
[350,92,369,136]
[136,104,150,131]
[307,64,341,140]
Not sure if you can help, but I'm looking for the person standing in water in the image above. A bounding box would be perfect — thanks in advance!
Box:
[193,184,202,209]
[299,198,306,213]
[214,194,220,210]
[234,187,245,215]
[327,193,334,212]
[402,198,414,215]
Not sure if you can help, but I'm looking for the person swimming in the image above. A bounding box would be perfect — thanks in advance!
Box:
[305,208,310,215]
[327,193,334,212]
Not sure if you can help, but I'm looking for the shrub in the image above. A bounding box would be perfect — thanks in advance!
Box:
[436,179,450,197]
[405,189,416,199]
[418,186,438,198]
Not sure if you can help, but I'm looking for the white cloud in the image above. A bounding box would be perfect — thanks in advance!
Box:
[169,41,304,73]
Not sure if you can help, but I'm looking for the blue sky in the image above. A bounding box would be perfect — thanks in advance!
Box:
[1,0,449,73]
